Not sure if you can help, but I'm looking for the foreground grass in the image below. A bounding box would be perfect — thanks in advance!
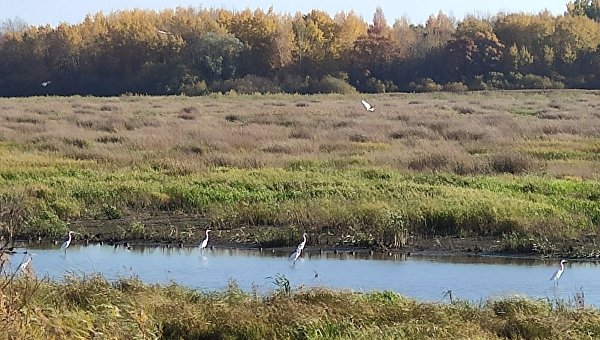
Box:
[2,275,599,339]
[1,92,600,250]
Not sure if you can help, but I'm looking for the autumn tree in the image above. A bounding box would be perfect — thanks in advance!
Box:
[0,17,29,36]
[291,11,328,76]
[444,17,504,82]
[4,5,600,96]
[220,8,281,76]
[352,7,401,92]
[567,0,600,21]
[494,12,556,76]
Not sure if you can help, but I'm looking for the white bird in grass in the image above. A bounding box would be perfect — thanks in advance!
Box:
[198,229,211,251]
[289,233,308,263]
[60,231,74,254]
[361,99,375,112]
[550,259,567,285]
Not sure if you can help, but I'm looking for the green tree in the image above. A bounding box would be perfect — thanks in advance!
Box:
[192,32,244,82]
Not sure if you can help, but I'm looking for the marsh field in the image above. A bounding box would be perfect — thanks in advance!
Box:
[3,91,600,339]
[1,90,600,256]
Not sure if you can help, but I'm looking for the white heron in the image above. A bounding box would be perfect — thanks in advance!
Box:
[60,231,75,254]
[296,233,308,253]
[198,229,211,251]
[361,100,375,112]
[156,29,172,35]
[289,249,301,262]
[289,233,308,263]
[550,259,567,285]
[19,252,36,274]
[40,81,52,87]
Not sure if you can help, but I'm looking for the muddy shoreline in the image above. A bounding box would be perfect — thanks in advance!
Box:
[17,213,594,260]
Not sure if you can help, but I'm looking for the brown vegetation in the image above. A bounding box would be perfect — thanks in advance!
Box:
[1,91,599,178]
[1,276,599,339]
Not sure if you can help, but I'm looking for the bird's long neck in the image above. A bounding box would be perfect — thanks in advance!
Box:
[560,262,565,270]
[67,233,72,242]
[205,231,210,238]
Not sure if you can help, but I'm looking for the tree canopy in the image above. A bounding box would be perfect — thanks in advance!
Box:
[1,2,599,96]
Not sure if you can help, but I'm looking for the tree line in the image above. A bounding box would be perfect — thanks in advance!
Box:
[1,1,600,96]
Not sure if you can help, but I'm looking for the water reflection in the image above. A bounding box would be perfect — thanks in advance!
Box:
[6,244,600,306]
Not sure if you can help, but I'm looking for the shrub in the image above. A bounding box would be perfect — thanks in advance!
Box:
[280,74,309,93]
[443,82,469,93]
[349,134,370,143]
[408,153,451,171]
[518,74,564,90]
[211,75,281,94]
[410,78,442,92]
[365,77,386,93]
[179,77,208,96]
[289,129,311,139]
[489,152,535,174]
[309,75,357,94]
[24,210,66,237]
[96,136,124,144]
[484,72,511,89]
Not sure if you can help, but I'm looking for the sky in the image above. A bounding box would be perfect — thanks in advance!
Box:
[3,0,567,27]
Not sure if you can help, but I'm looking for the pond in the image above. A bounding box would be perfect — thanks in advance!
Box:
[6,244,600,306]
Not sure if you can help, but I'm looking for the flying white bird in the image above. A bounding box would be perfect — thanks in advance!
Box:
[289,233,308,263]
[40,81,52,87]
[361,100,375,112]
[60,231,74,254]
[156,29,172,35]
[198,229,211,251]
[550,259,567,285]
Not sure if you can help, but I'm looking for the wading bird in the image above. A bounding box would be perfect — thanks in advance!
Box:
[296,233,307,253]
[19,252,36,276]
[550,259,567,285]
[361,100,375,112]
[289,233,308,263]
[199,229,211,251]
[60,231,74,254]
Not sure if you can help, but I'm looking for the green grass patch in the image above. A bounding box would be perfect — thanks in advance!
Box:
[511,107,537,116]
[1,148,599,243]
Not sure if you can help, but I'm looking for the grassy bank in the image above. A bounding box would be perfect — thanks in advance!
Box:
[1,92,599,253]
[2,275,598,339]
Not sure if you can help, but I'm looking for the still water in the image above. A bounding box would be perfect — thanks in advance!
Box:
[8,244,600,306]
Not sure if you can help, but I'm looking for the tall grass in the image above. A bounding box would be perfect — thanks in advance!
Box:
[2,275,599,339]
[1,91,599,176]
[1,150,598,244]
[1,92,599,245]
